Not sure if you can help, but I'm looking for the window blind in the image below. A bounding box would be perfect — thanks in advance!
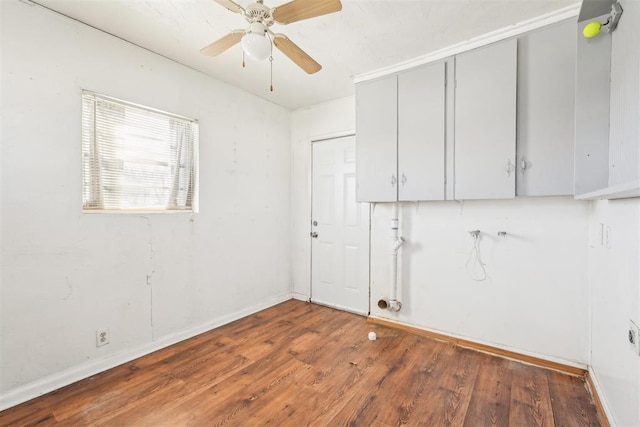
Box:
[82,92,199,212]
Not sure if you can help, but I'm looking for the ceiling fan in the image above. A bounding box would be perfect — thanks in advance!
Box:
[201,0,342,75]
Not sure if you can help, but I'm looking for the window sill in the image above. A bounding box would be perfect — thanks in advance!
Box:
[82,209,196,214]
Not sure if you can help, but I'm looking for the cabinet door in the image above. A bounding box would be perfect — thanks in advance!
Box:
[574,13,612,195]
[356,76,398,202]
[454,39,517,200]
[517,20,576,196]
[398,62,446,201]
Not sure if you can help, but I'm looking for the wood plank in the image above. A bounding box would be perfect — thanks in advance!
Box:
[509,363,555,426]
[348,336,447,426]
[404,346,481,426]
[96,353,251,425]
[548,369,601,426]
[0,300,602,426]
[152,351,310,425]
[322,333,426,425]
[463,355,513,426]
[240,314,373,424]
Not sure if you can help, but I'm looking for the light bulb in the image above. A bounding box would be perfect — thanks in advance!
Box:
[241,32,271,61]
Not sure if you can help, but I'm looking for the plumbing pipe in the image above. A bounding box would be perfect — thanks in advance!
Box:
[378,202,404,312]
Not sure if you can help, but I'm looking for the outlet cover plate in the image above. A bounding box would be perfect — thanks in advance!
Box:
[96,329,110,347]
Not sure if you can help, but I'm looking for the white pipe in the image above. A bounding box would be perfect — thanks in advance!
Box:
[378,202,404,312]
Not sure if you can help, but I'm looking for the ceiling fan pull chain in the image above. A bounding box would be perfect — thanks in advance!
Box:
[269,38,274,92]
[242,50,245,68]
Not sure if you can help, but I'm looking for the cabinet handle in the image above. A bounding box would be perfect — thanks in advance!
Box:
[520,158,527,174]
[401,173,407,185]
[506,159,514,177]
[391,174,397,186]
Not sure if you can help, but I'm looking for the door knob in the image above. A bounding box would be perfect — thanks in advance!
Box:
[310,232,318,238]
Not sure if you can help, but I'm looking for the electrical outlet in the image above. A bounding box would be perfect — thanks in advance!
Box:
[96,329,110,347]
[629,321,640,356]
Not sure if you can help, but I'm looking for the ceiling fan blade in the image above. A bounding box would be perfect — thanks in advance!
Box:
[200,31,244,57]
[213,0,244,14]
[272,0,342,25]
[273,34,322,74]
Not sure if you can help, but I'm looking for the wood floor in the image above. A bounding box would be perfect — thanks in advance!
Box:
[1,300,602,426]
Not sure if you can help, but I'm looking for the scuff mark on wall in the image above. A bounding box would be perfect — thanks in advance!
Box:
[139,216,155,339]
[62,277,72,301]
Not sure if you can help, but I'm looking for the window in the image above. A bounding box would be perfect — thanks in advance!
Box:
[82,91,199,212]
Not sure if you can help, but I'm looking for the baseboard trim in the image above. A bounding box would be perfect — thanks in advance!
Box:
[586,368,613,427]
[367,316,587,377]
[291,291,310,302]
[0,292,293,412]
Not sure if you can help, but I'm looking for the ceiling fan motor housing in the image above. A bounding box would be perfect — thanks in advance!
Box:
[247,21,268,36]
[245,2,274,26]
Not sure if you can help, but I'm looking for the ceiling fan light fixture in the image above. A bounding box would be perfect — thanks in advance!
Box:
[241,22,271,61]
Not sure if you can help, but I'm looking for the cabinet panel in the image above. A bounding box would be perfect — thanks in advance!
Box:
[398,62,446,201]
[356,76,397,202]
[454,39,517,200]
[574,14,611,195]
[517,20,576,196]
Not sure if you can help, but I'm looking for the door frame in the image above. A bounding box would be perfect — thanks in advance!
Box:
[309,132,371,315]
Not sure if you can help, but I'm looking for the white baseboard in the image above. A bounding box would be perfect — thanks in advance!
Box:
[291,291,310,302]
[0,292,293,412]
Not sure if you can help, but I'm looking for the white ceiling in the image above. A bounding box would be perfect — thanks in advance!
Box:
[35,0,577,110]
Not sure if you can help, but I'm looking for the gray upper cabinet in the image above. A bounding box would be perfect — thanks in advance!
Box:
[356,75,397,202]
[356,62,446,202]
[357,23,578,202]
[398,62,446,201]
[517,20,576,196]
[574,12,613,196]
[454,39,517,200]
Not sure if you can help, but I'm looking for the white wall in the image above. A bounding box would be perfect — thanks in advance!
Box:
[291,97,591,366]
[369,199,590,365]
[589,2,640,425]
[589,199,640,426]
[1,0,291,408]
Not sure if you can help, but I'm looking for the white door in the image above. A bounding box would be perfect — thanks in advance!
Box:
[311,136,370,315]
